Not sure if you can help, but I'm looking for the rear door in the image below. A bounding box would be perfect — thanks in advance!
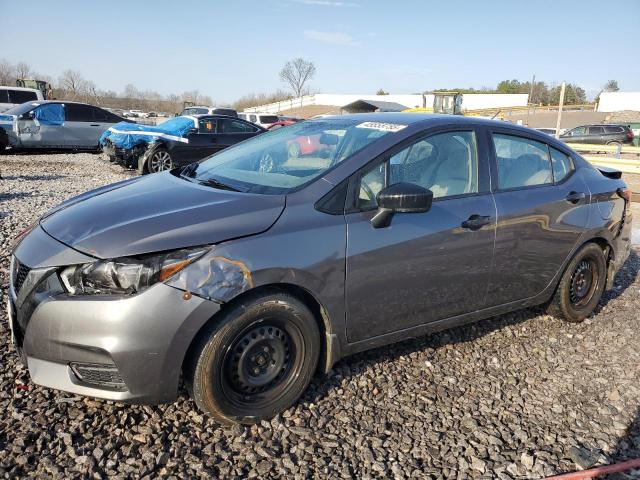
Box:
[587,126,605,145]
[215,118,262,150]
[486,129,590,306]
[64,104,105,148]
[345,127,496,343]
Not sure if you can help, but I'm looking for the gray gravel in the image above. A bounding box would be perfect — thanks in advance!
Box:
[1,152,640,479]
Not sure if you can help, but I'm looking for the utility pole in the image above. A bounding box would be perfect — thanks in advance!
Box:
[526,74,535,126]
[555,81,566,139]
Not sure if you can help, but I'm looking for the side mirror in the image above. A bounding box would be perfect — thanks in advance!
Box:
[319,133,339,145]
[187,127,199,135]
[371,182,433,229]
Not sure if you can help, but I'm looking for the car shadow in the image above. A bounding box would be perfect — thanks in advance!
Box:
[1,148,100,156]
[0,192,36,202]
[598,250,639,308]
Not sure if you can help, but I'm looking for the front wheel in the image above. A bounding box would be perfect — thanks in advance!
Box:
[546,243,607,322]
[186,291,320,424]
[146,148,173,173]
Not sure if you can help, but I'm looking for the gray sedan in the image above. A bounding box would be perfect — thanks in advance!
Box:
[8,113,633,424]
[0,100,127,151]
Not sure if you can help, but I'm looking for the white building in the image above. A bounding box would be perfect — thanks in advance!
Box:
[244,93,528,115]
[597,92,640,112]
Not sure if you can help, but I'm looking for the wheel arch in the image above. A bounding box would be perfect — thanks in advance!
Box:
[181,282,338,381]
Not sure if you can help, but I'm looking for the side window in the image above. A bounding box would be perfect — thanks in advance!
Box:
[493,134,553,189]
[65,104,94,122]
[249,115,257,123]
[8,90,38,103]
[604,126,623,134]
[93,107,109,122]
[218,119,255,133]
[549,147,574,182]
[588,126,604,135]
[198,118,216,133]
[357,130,479,209]
[0,90,9,103]
[568,127,586,136]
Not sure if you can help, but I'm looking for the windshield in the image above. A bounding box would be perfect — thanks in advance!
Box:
[3,102,41,116]
[182,107,209,115]
[179,118,402,194]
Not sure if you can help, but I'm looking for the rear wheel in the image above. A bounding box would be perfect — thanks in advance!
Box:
[186,291,320,425]
[546,243,607,322]
[607,141,622,147]
[147,148,173,173]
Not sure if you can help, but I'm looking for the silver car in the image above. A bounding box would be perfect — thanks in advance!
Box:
[0,101,127,151]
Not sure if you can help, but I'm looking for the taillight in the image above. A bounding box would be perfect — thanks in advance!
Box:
[627,131,634,140]
[617,187,631,202]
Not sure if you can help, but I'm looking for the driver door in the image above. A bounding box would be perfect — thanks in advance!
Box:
[345,129,496,343]
[17,104,66,148]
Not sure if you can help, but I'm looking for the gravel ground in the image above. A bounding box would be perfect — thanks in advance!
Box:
[1,152,639,479]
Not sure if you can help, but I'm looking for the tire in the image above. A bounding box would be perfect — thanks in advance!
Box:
[607,141,622,147]
[546,243,607,322]
[186,291,320,425]
[146,148,173,173]
[288,142,301,158]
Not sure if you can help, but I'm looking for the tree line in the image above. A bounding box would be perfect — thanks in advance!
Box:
[0,59,213,114]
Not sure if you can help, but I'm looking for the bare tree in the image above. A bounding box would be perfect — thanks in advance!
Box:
[15,62,31,79]
[603,79,619,92]
[279,58,316,98]
[59,69,85,98]
[0,59,16,85]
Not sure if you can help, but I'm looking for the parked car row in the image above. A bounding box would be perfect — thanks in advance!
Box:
[100,114,266,173]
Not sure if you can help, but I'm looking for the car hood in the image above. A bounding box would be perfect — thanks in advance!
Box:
[40,172,285,259]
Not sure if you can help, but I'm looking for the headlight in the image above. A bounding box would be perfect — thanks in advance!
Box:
[60,248,208,295]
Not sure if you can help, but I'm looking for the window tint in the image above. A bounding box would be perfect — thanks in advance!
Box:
[588,126,604,135]
[8,90,38,103]
[198,118,216,133]
[65,103,94,122]
[549,147,574,182]
[493,134,553,189]
[0,89,9,103]
[259,115,279,124]
[249,115,257,123]
[93,107,110,122]
[358,131,479,209]
[604,126,624,134]
[218,119,256,133]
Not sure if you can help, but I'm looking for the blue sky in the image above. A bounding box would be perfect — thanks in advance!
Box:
[1,0,639,104]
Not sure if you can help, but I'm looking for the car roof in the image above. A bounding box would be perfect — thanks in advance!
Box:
[0,85,41,92]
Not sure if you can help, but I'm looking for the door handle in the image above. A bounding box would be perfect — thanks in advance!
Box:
[461,214,492,230]
[565,191,585,204]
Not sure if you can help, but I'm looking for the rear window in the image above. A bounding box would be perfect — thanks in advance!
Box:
[8,90,38,104]
[259,115,279,124]
[604,126,624,134]
[182,107,209,115]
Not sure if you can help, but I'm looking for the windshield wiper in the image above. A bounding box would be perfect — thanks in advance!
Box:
[197,177,241,192]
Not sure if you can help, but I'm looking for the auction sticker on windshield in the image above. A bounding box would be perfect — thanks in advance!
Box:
[356,122,407,132]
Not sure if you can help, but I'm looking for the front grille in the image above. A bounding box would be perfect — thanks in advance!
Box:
[70,363,127,391]
[12,258,30,294]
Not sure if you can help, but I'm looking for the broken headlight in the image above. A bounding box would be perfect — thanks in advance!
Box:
[60,248,208,295]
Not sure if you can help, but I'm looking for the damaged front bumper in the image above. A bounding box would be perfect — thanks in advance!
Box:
[102,141,149,169]
[9,226,221,404]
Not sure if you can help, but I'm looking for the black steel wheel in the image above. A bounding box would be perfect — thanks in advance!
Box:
[546,243,607,322]
[186,290,320,424]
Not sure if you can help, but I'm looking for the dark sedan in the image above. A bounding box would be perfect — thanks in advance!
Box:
[9,114,632,424]
[101,114,265,174]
